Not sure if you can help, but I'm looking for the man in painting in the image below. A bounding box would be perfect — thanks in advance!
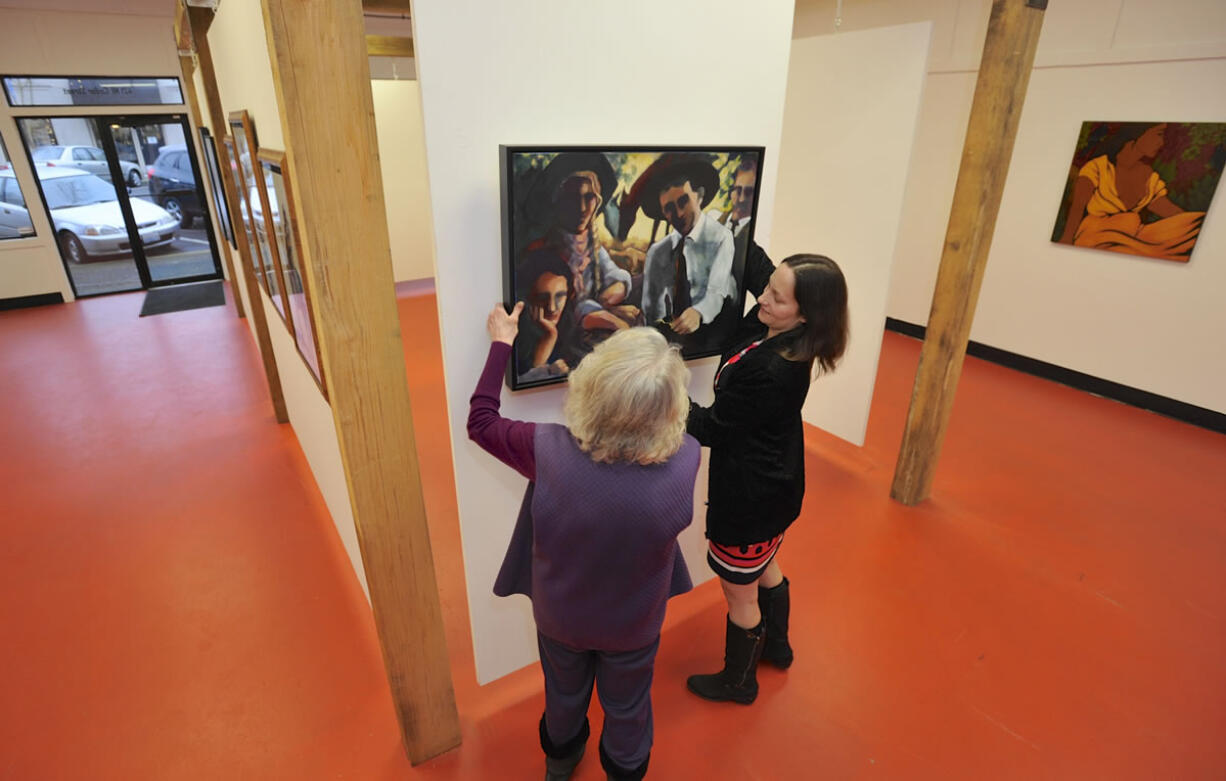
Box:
[514,251,574,385]
[640,154,736,352]
[715,156,757,289]
[1056,122,1204,262]
[520,152,640,356]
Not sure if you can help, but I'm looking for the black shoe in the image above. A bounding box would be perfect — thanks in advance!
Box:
[686,615,765,704]
[758,577,794,669]
[541,715,589,781]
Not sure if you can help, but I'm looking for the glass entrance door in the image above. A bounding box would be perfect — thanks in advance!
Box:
[16,114,223,297]
[108,115,223,286]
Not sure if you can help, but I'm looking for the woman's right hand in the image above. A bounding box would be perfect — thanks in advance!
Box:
[487,302,524,345]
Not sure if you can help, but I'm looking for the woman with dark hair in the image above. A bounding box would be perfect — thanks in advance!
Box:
[684,243,849,705]
[1057,122,1204,261]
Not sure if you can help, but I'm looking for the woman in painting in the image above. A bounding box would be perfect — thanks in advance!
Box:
[469,307,699,781]
[514,251,576,384]
[684,243,849,705]
[521,152,641,349]
[1057,122,1205,261]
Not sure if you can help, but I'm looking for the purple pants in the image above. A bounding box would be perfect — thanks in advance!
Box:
[537,632,659,773]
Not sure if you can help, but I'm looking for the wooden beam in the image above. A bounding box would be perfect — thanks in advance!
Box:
[260,0,460,764]
[366,34,414,58]
[890,0,1046,506]
[179,52,245,320]
[173,2,193,55]
[189,5,288,424]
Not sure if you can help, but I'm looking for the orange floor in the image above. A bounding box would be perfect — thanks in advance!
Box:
[2,284,1224,780]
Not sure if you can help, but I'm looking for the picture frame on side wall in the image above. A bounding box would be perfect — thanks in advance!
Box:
[501,145,766,390]
[258,148,327,399]
[222,134,264,291]
[229,110,289,323]
[199,127,235,250]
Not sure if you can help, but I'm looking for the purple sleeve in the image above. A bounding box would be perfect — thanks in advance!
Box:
[467,341,536,480]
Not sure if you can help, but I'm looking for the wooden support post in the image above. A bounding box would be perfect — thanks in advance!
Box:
[178,50,245,320]
[890,0,1047,505]
[260,0,461,764]
[188,5,288,424]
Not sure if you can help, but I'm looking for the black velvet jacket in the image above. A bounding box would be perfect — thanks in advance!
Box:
[686,243,814,546]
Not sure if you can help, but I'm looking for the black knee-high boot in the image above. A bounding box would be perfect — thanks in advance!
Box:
[758,577,793,669]
[686,615,765,704]
[541,715,589,781]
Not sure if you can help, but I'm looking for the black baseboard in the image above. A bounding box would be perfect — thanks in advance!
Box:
[884,317,1226,435]
[0,292,65,312]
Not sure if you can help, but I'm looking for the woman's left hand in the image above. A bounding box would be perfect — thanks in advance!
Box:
[488,302,524,345]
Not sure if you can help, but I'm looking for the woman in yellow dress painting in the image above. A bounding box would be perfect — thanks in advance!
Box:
[1057,122,1204,262]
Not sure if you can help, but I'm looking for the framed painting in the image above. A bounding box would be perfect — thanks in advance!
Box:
[229,110,288,321]
[1051,121,1226,263]
[198,127,235,250]
[501,145,765,390]
[222,134,262,289]
[259,148,326,398]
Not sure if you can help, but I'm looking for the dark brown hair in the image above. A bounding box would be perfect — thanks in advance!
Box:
[776,254,849,374]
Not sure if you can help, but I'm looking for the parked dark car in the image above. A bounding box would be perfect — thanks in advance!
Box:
[148,144,202,228]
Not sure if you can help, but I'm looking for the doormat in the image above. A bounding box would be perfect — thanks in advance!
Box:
[139,281,226,317]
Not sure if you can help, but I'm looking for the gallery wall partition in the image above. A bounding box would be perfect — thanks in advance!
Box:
[412,0,797,684]
[772,23,931,447]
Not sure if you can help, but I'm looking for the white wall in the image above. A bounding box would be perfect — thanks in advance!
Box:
[795,0,1226,414]
[0,8,182,302]
[371,80,436,282]
[772,23,931,446]
[206,0,366,594]
[412,0,796,684]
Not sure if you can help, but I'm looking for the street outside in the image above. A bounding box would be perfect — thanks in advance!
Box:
[65,181,220,296]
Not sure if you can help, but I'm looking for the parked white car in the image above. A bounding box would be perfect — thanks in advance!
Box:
[31,144,144,188]
[0,165,36,239]
[0,166,180,262]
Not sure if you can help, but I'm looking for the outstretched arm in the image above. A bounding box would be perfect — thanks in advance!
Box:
[468,304,537,479]
[742,240,775,299]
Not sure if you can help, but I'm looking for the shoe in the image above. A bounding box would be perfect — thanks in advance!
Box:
[685,615,765,704]
[758,577,793,669]
[545,744,584,781]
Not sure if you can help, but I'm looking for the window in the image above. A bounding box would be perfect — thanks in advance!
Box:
[31,146,63,162]
[0,135,36,239]
[3,76,184,107]
[73,148,91,161]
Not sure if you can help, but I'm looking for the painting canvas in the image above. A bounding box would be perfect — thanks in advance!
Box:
[1051,121,1226,263]
[260,149,327,399]
[502,146,765,390]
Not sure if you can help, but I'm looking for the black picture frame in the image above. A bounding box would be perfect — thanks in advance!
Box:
[501,145,766,390]
[198,127,235,249]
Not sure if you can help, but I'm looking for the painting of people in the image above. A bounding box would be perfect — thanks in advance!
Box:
[501,146,764,389]
[1051,121,1226,262]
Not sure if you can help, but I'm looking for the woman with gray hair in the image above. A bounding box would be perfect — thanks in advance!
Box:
[469,303,700,781]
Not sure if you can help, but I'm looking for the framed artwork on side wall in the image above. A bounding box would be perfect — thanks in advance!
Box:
[199,127,235,250]
[501,145,765,390]
[222,134,262,290]
[229,110,289,323]
[259,148,326,398]
[1051,121,1226,263]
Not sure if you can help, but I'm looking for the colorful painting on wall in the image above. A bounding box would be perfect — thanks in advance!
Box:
[1051,121,1226,263]
[501,146,764,389]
